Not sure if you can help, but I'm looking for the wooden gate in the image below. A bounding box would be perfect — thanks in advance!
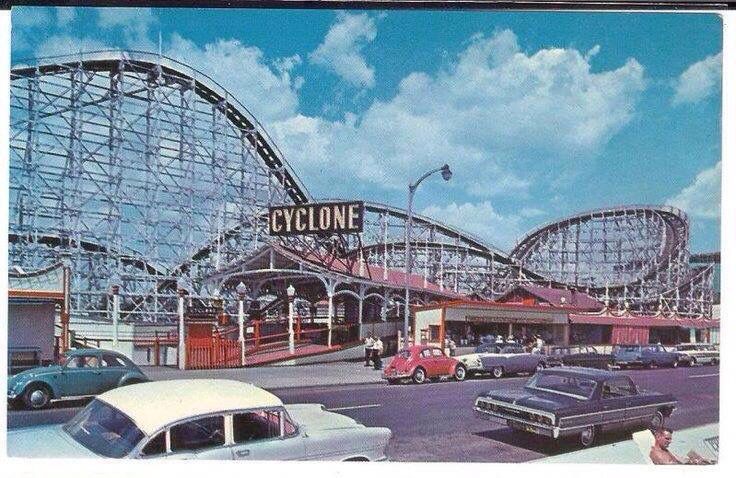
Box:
[186,336,241,369]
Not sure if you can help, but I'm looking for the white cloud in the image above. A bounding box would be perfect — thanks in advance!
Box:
[309,12,377,88]
[29,15,303,127]
[97,8,157,52]
[55,7,75,27]
[98,8,156,38]
[273,30,645,197]
[667,162,721,220]
[672,52,722,105]
[35,35,111,58]
[421,201,529,249]
[165,35,303,123]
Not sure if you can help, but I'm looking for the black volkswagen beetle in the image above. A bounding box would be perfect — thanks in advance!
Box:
[474,367,676,447]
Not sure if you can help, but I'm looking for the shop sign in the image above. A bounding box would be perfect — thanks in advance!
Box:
[465,315,556,325]
[186,305,220,323]
[269,201,364,236]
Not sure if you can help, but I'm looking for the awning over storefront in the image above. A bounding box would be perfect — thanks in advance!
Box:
[568,313,717,329]
[8,262,66,302]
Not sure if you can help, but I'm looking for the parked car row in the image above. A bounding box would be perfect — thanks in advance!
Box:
[381,341,719,386]
[6,340,710,458]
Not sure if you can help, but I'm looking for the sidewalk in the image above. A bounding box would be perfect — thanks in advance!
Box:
[140,361,385,390]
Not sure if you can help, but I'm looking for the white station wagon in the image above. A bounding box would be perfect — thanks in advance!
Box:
[8,379,392,461]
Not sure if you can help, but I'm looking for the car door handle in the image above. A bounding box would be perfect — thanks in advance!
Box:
[235,449,250,457]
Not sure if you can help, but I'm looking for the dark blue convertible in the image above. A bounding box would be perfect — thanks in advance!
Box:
[474,367,677,447]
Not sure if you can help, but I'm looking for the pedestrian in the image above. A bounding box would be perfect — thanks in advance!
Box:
[495,335,504,344]
[372,336,384,370]
[446,336,457,356]
[507,334,515,344]
[650,427,714,465]
[364,334,375,366]
[536,334,545,351]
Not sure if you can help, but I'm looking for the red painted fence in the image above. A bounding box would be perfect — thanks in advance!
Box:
[186,336,242,369]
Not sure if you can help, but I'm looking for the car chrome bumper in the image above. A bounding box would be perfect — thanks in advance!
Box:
[382,372,411,380]
[473,407,559,438]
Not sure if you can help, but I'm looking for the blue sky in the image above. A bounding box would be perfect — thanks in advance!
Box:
[11,7,722,253]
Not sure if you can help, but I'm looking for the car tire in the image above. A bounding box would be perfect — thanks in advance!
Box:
[454,364,467,382]
[671,360,678,368]
[387,378,400,385]
[412,367,427,384]
[491,366,504,379]
[650,410,665,429]
[23,383,51,410]
[580,426,596,448]
[711,358,718,366]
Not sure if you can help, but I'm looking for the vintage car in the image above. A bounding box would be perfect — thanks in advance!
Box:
[8,379,393,460]
[477,344,550,378]
[455,343,521,376]
[382,345,466,384]
[7,348,149,410]
[474,367,677,447]
[673,343,719,366]
[612,344,682,368]
[546,345,615,370]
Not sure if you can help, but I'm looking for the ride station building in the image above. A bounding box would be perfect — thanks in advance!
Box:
[412,284,719,347]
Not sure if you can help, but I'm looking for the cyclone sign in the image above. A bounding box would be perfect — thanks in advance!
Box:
[269,201,365,236]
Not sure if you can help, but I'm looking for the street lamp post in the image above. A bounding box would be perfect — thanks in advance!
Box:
[111,285,120,347]
[404,164,452,348]
[287,284,296,354]
[236,282,248,366]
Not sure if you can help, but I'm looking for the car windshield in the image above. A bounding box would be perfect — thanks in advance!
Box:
[64,399,145,458]
[525,373,597,400]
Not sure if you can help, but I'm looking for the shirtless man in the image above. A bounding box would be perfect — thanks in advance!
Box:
[650,427,715,465]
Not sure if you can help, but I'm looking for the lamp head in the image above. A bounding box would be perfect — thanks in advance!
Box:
[286,284,296,298]
[236,281,248,297]
[440,164,452,181]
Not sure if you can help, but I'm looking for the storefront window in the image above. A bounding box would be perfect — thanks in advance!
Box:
[570,325,612,345]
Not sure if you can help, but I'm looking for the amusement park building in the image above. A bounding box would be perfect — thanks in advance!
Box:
[7,51,718,362]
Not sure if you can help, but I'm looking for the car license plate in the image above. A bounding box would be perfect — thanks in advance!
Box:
[509,421,537,433]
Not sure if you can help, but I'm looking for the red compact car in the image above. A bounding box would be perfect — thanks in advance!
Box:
[382,345,467,384]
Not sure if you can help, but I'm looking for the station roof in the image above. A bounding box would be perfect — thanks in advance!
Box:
[498,284,603,311]
[569,312,717,329]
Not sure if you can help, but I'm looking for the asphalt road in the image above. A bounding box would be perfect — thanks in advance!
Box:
[7,365,719,462]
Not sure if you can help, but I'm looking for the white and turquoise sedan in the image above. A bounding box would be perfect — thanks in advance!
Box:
[8,379,392,461]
